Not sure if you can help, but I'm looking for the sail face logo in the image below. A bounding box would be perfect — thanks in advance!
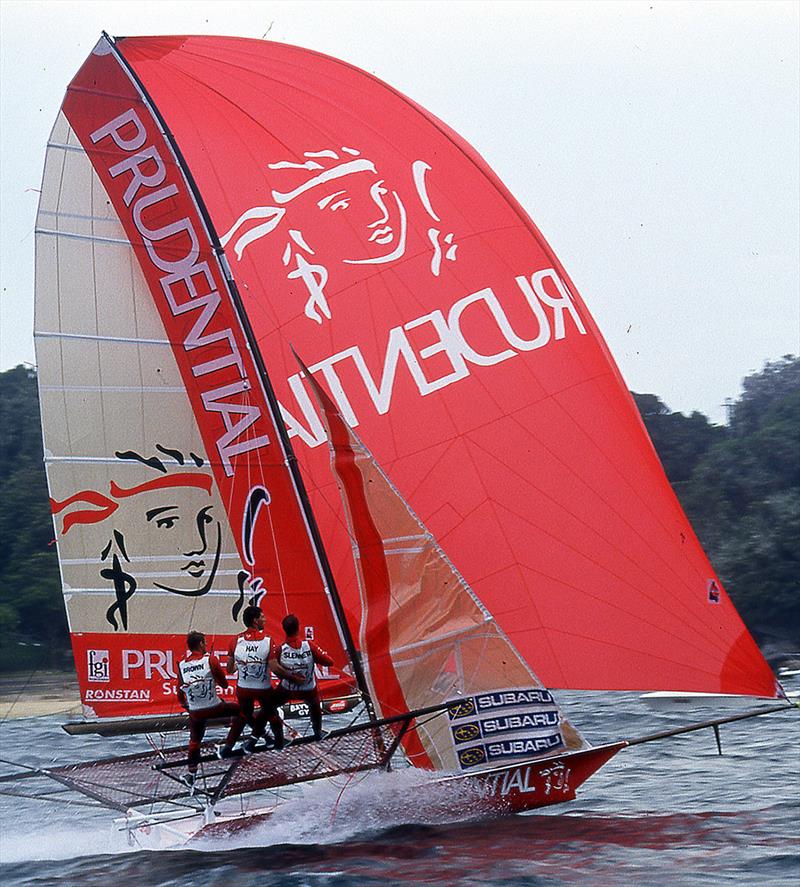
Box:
[447,686,564,770]
[447,698,476,719]
[86,649,110,682]
[50,448,232,631]
[453,711,560,744]
[222,149,457,324]
[476,689,554,711]
[122,649,176,680]
[50,449,273,633]
[282,270,588,449]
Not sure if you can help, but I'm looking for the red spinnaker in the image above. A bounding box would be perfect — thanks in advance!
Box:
[51,35,776,705]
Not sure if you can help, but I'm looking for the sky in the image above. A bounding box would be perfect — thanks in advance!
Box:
[1,0,797,424]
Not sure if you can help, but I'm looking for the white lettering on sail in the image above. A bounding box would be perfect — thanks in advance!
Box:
[448,289,518,365]
[122,648,176,680]
[90,108,147,152]
[281,269,587,447]
[404,310,470,392]
[528,269,586,338]
[133,186,203,275]
[108,145,168,206]
[89,108,270,476]
[281,374,326,448]
[202,381,271,467]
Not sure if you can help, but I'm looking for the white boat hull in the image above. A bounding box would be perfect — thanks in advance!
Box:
[639,691,797,711]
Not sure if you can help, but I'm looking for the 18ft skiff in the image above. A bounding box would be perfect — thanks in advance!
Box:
[3,32,794,845]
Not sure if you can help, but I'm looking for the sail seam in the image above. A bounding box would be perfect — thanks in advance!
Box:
[389,623,497,656]
[61,587,250,596]
[45,141,88,153]
[39,209,123,222]
[382,534,428,544]
[60,553,242,565]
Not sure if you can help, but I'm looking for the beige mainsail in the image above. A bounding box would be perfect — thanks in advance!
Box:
[35,112,246,643]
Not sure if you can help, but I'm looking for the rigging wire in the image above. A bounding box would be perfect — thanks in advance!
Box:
[0,663,44,725]
[328,731,377,825]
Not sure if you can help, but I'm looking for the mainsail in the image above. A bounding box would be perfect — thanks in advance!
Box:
[35,33,777,731]
[34,39,357,720]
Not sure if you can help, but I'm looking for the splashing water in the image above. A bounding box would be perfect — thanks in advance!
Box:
[1,691,798,886]
[197,766,491,852]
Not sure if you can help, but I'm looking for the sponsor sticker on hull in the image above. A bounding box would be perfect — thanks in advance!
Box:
[446,686,564,770]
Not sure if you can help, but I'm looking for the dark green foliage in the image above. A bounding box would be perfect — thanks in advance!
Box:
[631,393,724,485]
[0,366,68,671]
[0,356,797,673]
[635,356,800,646]
[729,355,800,437]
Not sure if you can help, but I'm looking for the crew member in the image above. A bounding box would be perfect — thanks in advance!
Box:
[176,630,246,787]
[226,605,296,751]
[277,613,334,741]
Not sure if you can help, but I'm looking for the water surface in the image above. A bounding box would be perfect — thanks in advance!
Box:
[1,688,797,885]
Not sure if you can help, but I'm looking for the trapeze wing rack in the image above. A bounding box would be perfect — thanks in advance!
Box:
[6,702,452,812]
[151,702,451,803]
[0,750,207,812]
[196,702,451,801]
[154,700,450,771]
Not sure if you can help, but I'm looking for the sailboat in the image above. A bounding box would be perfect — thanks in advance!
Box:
[5,33,794,845]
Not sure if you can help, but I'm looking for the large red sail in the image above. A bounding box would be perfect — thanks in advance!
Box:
[42,34,776,703]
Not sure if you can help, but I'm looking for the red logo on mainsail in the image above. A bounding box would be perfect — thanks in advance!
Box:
[49,449,228,631]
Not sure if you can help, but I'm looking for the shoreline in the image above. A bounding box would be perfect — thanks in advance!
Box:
[0,670,81,720]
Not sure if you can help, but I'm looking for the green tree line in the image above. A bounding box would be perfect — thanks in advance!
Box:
[633,355,800,651]
[0,358,797,672]
[0,366,68,671]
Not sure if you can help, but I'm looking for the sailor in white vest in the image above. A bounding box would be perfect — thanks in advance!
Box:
[176,630,246,787]
[226,605,297,751]
[277,613,334,740]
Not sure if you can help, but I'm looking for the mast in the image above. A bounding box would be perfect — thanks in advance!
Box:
[102,32,377,722]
